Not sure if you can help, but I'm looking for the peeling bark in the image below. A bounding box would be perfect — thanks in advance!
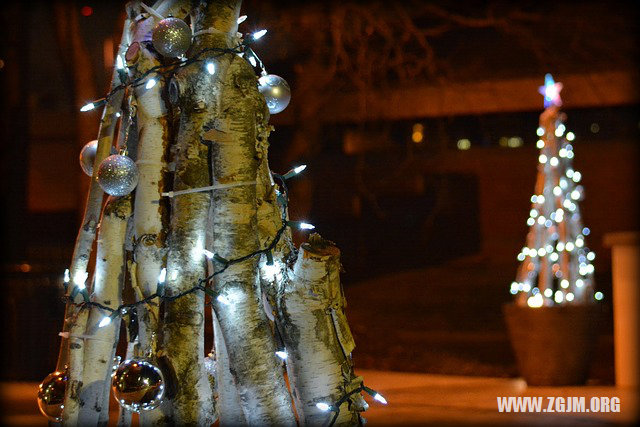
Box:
[78,196,132,426]
[279,236,365,426]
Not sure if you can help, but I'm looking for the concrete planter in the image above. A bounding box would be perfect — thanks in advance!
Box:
[503,303,600,386]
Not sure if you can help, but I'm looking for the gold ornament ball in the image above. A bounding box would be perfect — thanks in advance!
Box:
[152,17,192,58]
[112,358,165,412]
[37,370,68,422]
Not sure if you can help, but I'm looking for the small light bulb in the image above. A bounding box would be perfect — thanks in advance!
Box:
[64,268,70,283]
[252,29,267,40]
[587,252,595,261]
[536,127,545,136]
[554,291,564,303]
[116,55,125,70]
[115,111,121,118]
[539,154,548,164]
[98,316,112,328]
[294,165,307,174]
[145,78,157,90]
[374,393,387,404]
[536,139,545,149]
[237,15,247,24]
[299,222,315,230]
[158,268,167,284]
[594,291,603,301]
[566,293,574,302]
[248,56,257,67]
[527,293,543,308]
[561,279,569,289]
[217,295,231,305]
[206,61,216,75]
[203,249,215,259]
[275,351,288,360]
[80,102,96,112]
[316,402,330,412]
[566,132,575,141]
[74,271,88,290]
[544,288,553,297]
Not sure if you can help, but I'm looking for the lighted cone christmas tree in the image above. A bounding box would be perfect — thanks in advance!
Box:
[510,74,600,308]
[39,1,385,425]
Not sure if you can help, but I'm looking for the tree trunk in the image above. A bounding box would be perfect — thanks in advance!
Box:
[78,196,132,425]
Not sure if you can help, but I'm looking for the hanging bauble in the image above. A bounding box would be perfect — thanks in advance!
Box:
[112,358,165,412]
[37,369,68,422]
[258,74,291,114]
[151,17,192,58]
[97,154,139,196]
[79,140,116,176]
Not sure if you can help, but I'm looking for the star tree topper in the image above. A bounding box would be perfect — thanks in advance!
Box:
[538,73,563,108]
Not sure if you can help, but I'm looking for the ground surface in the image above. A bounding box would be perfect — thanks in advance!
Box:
[2,370,636,425]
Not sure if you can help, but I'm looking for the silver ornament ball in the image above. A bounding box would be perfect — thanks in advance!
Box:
[37,369,68,422]
[258,74,291,114]
[79,140,116,176]
[152,17,192,58]
[112,358,165,413]
[98,154,139,196]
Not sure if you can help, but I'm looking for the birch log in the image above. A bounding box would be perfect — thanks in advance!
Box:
[279,235,366,426]
[77,196,132,426]
[61,17,130,425]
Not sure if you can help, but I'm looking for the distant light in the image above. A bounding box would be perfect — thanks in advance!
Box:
[316,402,331,411]
[561,279,569,289]
[566,132,575,141]
[293,165,307,174]
[299,222,315,230]
[527,293,544,308]
[549,157,559,166]
[566,293,574,302]
[526,218,535,226]
[80,102,96,112]
[275,351,288,360]
[536,139,545,149]
[539,154,547,163]
[252,29,267,40]
[576,279,584,288]
[571,190,581,200]
[582,227,591,235]
[544,289,553,297]
[374,393,388,404]
[145,78,157,89]
[572,171,582,182]
[536,127,545,136]
[457,139,471,150]
[507,137,523,148]
[587,252,595,261]
[98,316,112,328]
[237,15,247,24]
[590,123,600,133]
[115,112,122,118]
[554,291,564,303]
[81,6,93,17]
[206,61,216,75]
[553,186,562,196]
[594,291,604,301]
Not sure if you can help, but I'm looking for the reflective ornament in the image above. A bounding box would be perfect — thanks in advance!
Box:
[112,358,165,412]
[37,369,68,422]
[258,74,291,114]
[152,18,192,58]
[79,140,116,176]
[98,154,139,196]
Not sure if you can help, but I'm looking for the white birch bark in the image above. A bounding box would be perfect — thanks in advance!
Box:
[61,17,131,425]
[77,196,132,426]
[277,236,365,426]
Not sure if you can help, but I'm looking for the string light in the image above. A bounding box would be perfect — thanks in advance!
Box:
[63,269,70,284]
[594,292,604,301]
[116,55,125,70]
[205,61,216,75]
[203,249,215,259]
[74,271,88,290]
[252,29,267,40]
[275,351,288,360]
[98,316,112,328]
[145,78,158,89]
[158,268,167,284]
[316,402,331,412]
[237,15,247,24]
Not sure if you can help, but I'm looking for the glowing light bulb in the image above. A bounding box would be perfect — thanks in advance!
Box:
[572,171,582,182]
[536,127,545,136]
[539,154,548,164]
[116,55,125,70]
[275,351,288,360]
[374,393,388,404]
[566,293,574,302]
[203,249,215,259]
[582,227,591,235]
[537,216,545,225]
[587,252,595,261]
[80,102,96,112]
[553,186,562,196]
[554,291,564,303]
[248,56,257,67]
[294,165,307,174]
[530,209,538,218]
[549,252,559,262]
[316,402,331,411]
[145,78,157,89]
[566,169,574,178]
[565,242,575,251]
[537,248,546,256]
[217,295,231,305]
[526,218,535,226]
[571,190,580,200]
[74,271,88,290]
[252,29,267,40]
[556,242,565,251]
[544,288,553,297]
[64,268,70,283]
[527,293,543,308]
[594,292,603,300]
[237,15,247,24]
[98,316,112,328]
[576,279,584,288]
[561,279,569,288]
[517,253,526,261]
[536,139,545,149]
[158,268,167,284]
[537,195,545,203]
[559,148,567,158]
[549,157,559,166]
[299,222,315,230]
[206,61,216,75]
[566,132,575,141]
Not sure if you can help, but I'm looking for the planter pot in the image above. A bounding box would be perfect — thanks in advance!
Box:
[503,303,600,386]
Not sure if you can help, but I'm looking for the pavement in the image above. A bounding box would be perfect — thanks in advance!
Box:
[2,370,637,426]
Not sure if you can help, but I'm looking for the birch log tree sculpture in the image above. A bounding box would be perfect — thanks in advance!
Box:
[39,1,386,425]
